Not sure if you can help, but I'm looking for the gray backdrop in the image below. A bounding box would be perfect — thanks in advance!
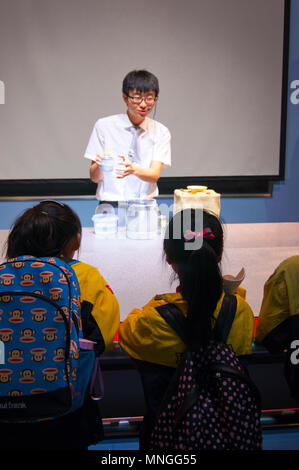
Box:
[0,0,286,180]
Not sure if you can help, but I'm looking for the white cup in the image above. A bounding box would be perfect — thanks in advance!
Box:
[101,155,114,172]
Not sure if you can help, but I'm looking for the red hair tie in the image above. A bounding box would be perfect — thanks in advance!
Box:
[184,227,215,242]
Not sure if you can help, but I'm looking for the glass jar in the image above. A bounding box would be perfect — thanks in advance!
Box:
[126,199,159,239]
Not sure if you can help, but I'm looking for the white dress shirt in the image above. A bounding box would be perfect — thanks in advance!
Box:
[84,113,171,201]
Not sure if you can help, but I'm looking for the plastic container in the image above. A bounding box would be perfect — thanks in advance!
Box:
[92,213,118,238]
[126,199,159,239]
[101,155,114,172]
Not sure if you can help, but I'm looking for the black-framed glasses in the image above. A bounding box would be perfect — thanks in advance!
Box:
[127,94,157,105]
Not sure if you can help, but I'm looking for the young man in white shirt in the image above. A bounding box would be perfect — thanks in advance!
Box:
[84,70,171,209]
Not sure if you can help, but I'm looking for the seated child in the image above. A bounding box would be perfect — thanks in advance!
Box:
[119,208,255,449]
[0,200,120,449]
[255,255,299,353]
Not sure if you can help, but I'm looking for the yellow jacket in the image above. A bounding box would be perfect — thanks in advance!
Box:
[71,260,120,351]
[255,256,299,351]
[119,291,254,368]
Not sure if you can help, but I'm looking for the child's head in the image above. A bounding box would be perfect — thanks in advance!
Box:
[6,200,82,259]
[164,208,224,268]
[122,69,159,98]
[164,208,224,348]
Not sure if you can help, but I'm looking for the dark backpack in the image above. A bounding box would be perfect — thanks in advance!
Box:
[0,256,97,423]
[150,295,262,451]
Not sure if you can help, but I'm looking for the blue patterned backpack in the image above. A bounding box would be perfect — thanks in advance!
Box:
[0,256,96,423]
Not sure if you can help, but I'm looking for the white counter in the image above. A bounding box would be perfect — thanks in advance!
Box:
[1,223,299,320]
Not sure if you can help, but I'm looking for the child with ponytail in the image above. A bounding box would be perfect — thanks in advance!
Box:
[119,208,255,449]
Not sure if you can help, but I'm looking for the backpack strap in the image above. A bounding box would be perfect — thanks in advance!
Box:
[212,294,237,343]
[60,257,105,356]
[155,294,237,345]
[155,303,188,344]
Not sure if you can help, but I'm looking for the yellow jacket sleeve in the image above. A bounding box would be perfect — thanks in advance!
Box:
[225,294,255,356]
[255,269,289,344]
[72,261,120,351]
[119,295,187,368]
[119,292,254,367]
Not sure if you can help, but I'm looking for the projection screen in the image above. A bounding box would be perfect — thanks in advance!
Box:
[0,0,289,195]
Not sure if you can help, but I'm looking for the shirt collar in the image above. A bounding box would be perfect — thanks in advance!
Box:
[123,113,149,134]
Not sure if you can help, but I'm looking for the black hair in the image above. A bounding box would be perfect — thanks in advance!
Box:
[5,201,82,259]
[122,69,159,97]
[163,209,223,349]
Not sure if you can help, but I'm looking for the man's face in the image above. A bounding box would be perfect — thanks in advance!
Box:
[123,88,156,125]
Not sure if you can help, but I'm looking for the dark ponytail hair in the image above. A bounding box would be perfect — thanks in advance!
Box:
[6,201,82,259]
[163,209,223,348]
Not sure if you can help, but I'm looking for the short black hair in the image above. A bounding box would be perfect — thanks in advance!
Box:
[6,201,82,258]
[122,70,159,97]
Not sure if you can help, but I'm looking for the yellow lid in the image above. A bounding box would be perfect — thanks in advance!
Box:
[186,185,208,192]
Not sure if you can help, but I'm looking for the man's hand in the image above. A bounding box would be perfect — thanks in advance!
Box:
[90,152,110,183]
[94,152,110,167]
[115,155,136,178]
[115,157,162,183]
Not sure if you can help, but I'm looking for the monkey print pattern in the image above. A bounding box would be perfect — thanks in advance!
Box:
[43,328,58,342]
[0,274,15,286]
[20,273,34,286]
[8,390,24,396]
[0,329,13,343]
[8,349,24,363]
[31,309,47,322]
[19,369,35,384]
[54,347,65,362]
[43,368,58,383]
[0,294,14,304]
[11,261,25,269]
[49,288,62,302]
[30,348,46,362]
[20,328,36,343]
[0,369,13,383]
[0,256,82,405]
[40,272,53,284]
[9,309,24,324]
